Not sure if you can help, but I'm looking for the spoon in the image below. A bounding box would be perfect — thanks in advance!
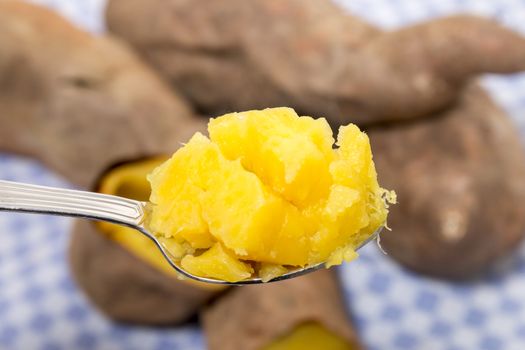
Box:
[0,180,381,285]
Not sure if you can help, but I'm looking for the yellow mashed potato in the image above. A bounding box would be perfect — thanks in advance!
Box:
[147,107,394,282]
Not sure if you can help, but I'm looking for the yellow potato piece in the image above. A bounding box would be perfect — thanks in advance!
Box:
[181,243,253,282]
[209,107,333,206]
[258,263,289,283]
[263,322,356,350]
[148,133,216,249]
[148,108,394,282]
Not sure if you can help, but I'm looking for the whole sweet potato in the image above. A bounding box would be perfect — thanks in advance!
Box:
[202,269,361,350]
[0,1,205,187]
[106,0,525,125]
[369,84,525,279]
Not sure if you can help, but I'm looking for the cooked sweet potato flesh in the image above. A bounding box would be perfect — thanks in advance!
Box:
[263,322,356,350]
[148,107,393,282]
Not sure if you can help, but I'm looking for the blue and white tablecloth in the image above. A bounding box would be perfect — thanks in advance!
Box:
[2,1,525,349]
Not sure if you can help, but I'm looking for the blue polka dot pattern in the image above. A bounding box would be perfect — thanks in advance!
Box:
[393,332,418,349]
[414,290,440,312]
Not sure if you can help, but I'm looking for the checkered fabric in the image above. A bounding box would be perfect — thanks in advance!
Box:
[1,0,525,349]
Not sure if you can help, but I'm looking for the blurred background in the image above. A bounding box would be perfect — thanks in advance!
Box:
[2,0,525,349]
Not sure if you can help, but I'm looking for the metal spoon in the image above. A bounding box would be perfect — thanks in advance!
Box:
[0,180,381,285]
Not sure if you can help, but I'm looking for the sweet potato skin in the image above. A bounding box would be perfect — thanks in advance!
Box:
[369,84,525,279]
[106,0,377,124]
[106,0,525,125]
[0,1,205,187]
[202,269,361,350]
[69,220,221,325]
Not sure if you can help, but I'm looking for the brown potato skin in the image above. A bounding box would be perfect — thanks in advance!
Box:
[0,1,205,188]
[106,0,525,125]
[69,220,221,325]
[202,269,361,350]
[106,0,378,126]
[369,84,525,279]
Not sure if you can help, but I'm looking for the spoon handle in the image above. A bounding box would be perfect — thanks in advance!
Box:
[0,180,145,227]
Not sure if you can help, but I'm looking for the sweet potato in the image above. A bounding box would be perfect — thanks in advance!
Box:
[0,1,205,188]
[202,269,361,350]
[106,0,525,125]
[69,157,224,325]
[369,83,525,279]
[147,107,392,283]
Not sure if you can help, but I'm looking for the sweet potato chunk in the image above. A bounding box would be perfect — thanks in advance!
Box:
[148,107,393,281]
